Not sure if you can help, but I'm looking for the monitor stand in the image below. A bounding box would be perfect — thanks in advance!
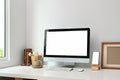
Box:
[61,62,85,72]
[61,62,75,68]
[45,62,75,71]
[45,62,84,72]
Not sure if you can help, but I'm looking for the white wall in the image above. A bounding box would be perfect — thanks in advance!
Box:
[26,0,120,66]
[0,0,26,68]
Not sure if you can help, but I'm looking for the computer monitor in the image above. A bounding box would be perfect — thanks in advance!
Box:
[44,28,90,65]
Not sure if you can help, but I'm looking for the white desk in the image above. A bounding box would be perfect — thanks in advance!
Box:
[0,66,120,80]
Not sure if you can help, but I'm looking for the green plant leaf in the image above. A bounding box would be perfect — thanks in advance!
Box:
[0,48,3,57]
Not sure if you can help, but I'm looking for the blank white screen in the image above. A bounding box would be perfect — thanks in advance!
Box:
[46,31,88,56]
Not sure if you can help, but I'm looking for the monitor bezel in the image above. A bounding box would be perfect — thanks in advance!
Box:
[44,28,90,58]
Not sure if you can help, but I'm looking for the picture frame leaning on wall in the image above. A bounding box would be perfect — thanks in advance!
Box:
[101,42,120,69]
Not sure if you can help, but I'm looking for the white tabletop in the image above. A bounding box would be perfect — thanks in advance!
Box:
[0,66,120,80]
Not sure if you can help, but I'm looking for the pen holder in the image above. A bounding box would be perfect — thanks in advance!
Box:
[31,55,43,68]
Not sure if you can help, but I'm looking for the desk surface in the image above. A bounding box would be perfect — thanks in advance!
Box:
[0,66,120,80]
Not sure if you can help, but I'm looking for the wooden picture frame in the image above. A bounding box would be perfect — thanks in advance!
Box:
[24,48,32,66]
[101,42,120,69]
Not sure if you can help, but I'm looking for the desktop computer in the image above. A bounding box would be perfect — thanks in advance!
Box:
[43,28,90,69]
